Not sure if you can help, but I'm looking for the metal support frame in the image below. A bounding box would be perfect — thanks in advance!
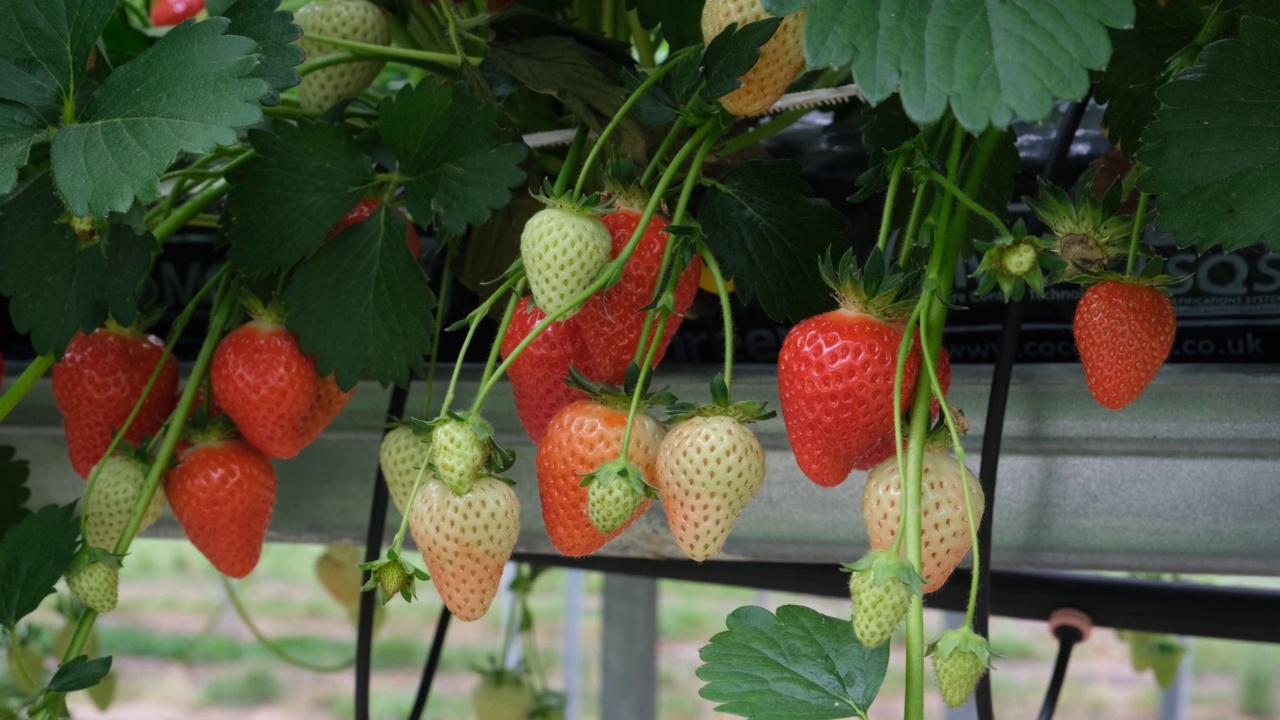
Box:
[601,575,658,720]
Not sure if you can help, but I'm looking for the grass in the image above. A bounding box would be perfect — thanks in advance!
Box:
[199,665,285,707]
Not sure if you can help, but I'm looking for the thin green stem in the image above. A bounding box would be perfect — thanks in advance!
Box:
[299,51,367,76]
[0,354,54,424]
[8,631,37,688]
[918,305,980,628]
[151,180,230,243]
[441,275,520,415]
[221,577,354,672]
[422,242,457,419]
[554,126,591,198]
[640,118,686,187]
[479,280,526,391]
[63,276,240,666]
[887,303,922,556]
[698,243,735,397]
[1126,192,1151,276]
[899,181,930,267]
[81,265,231,538]
[619,314,667,456]
[877,155,907,253]
[391,458,433,551]
[716,108,806,157]
[627,9,656,68]
[472,122,718,410]
[304,33,479,66]
[437,0,467,63]
[572,54,687,199]
[926,168,1008,236]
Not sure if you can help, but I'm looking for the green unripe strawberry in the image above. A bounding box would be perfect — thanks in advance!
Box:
[585,459,650,535]
[296,0,391,114]
[85,455,165,551]
[472,665,536,720]
[931,628,991,709]
[66,551,121,614]
[378,424,431,514]
[429,416,490,496]
[520,205,612,320]
[845,550,920,648]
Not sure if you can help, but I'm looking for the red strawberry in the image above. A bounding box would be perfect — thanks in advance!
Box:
[211,318,353,458]
[166,438,277,578]
[500,298,599,443]
[862,450,985,593]
[53,325,180,478]
[536,398,665,557]
[408,476,520,621]
[853,345,951,470]
[1073,279,1176,410]
[573,209,702,384]
[151,0,204,25]
[778,252,918,487]
[326,197,420,257]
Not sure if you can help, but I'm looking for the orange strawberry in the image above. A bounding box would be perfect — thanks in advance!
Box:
[1073,279,1176,410]
[408,476,520,621]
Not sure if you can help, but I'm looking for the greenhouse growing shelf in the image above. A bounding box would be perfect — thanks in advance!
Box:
[10,362,1280,576]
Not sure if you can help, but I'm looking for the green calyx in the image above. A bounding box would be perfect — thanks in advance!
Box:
[665,373,774,425]
[474,655,530,687]
[240,291,288,325]
[359,548,429,605]
[579,457,657,499]
[68,546,123,575]
[601,156,652,211]
[533,178,613,217]
[820,247,917,321]
[972,220,1061,301]
[842,549,924,597]
[1026,176,1132,279]
[565,365,677,414]
[929,627,992,669]
[182,415,236,448]
[1071,256,1183,294]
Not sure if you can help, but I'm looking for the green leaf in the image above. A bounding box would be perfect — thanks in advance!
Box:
[701,17,783,102]
[219,0,305,106]
[960,129,1020,252]
[801,0,1133,131]
[0,446,31,539]
[0,0,115,104]
[51,18,268,217]
[0,503,80,628]
[225,119,375,275]
[0,102,42,192]
[762,0,809,14]
[1138,17,1280,253]
[47,655,112,693]
[0,57,61,117]
[698,605,889,720]
[0,174,154,355]
[1094,0,1205,155]
[98,7,154,69]
[283,204,434,389]
[625,0,707,49]
[699,160,845,322]
[379,80,527,237]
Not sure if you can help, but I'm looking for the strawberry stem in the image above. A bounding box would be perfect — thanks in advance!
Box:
[61,271,241,668]
[470,122,720,413]
[571,48,693,201]
[554,126,592,199]
[898,178,929,267]
[442,273,521,416]
[422,241,458,419]
[436,0,468,65]
[619,313,667,458]
[888,302,923,556]
[478,280,527,395]
[877,155,907,253]
[640,118,686,188]
[302,33,481,67]
[925,168,1009,237]
[222,576,355,672]
[0,353,53,424]
[697,242,735,398]
[150,179,231,243]
[1126,192,1151,277]
[390,450,435,554]
[80,263,232,539]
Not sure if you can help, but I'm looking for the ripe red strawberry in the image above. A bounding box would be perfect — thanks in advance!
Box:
[863,450,985,593]
[500,298,599,443]
[657,414,765,562]
[53,325,180,478]
[408,476,520,621]
[520,204,612,320]
[573,208,702,384]
[326,197,420,257]
[852,345,952,470]
[701,0,808,116]
[211,318,353,458]
[1073,279,1176,410]
[536,398,665,557]
[778,251,919,487]
[84,455,166,550]
[151,0,204,26]
[166,438,277,578]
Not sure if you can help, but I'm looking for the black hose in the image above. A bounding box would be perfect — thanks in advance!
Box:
[355,382,409,720]
[1036,625,1085,720]
[408,606,454,720]
[973,91,1093,720]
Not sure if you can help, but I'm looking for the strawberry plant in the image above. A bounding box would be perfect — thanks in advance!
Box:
[1,0,1279,718]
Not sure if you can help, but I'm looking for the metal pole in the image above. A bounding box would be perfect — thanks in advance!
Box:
[601,574,657,720]
[564,569,585,720]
